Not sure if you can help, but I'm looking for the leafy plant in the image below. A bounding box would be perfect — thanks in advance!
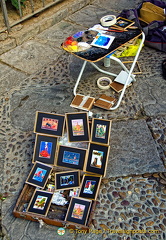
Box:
[6,0,27,10]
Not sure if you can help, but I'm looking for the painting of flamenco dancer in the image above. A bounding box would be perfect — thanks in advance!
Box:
[83,180,96,194]
[71,119,84,136]
[32,167,47,182]
[41,117,58,131]
[39,141,52,159]
[71,203,85,220]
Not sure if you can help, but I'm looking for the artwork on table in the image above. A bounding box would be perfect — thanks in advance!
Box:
[112,17,134,30]
[85,143,110,177]
[26,189,53,216]
[91,118,112,145]
[32,134,57,165]
[26,162,53,188]
[55,170,80,190]
[65,197,92,225]
[91,33,115,49]
[56,145,87,170]
[34,111,65,137]
[79,174,101,200]
[65,112,90,142]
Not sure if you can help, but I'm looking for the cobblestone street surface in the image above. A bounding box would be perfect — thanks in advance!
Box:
[0,0,166,239]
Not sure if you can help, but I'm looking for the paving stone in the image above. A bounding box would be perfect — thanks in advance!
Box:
[0,64,27,95]
[10,85,74,132]
[36,20,85,49]
[0,40,62,74]
[106,119,165,177]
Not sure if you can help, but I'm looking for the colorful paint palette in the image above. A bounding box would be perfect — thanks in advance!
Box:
[62,30,98,52]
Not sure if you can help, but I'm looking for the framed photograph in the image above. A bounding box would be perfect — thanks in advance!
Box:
[55,170,80,190]
[65,197,92,226]
[65,112,90,142]
[32,134,58,165]
[26,162,53,188]
[56,145,87,170]
[79,174,101,200]
[26,189,53,216]
[34,111,65,137]
[91,118,112,145]
[113,17,134,30]
[85,143,110,177]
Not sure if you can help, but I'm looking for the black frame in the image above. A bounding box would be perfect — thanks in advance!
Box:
[65,197,92,226]
[34,111,65,137]
[55,170,80,190]
[65,112,90,142]
[27,189,53,216]
[91,118,112,145]
[26,162,53,188]
[85,143,110,177]
[79,174,101,200]
[56,145,87,170]
[113,17,134,29]
[32,134,58,165]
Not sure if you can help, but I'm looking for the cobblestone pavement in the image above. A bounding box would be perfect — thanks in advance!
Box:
[0,0,166,239]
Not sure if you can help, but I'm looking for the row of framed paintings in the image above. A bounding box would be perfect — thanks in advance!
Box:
[26,162,101,200]
[26,188,93,226]
[34,111,112,145]
[33,140,110,177]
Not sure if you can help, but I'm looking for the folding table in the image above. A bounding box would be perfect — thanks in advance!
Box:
[62,28,145,110]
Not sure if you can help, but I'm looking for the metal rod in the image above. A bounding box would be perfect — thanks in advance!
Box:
[29,0,34,13]
[42,0,45,7]
[0,0,11,32]
[18,0,23,19]
[110,32,145,110]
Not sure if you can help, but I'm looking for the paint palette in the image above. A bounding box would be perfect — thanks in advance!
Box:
[62,30,98,52]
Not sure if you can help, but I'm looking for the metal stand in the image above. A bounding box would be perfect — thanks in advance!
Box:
[73,32,145,110]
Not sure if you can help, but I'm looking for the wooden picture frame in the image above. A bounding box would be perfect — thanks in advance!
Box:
[26,189,53,216]
[79,174,101,200]
[32,134,58,165]
[34,111,65,137]
[113,17,134,30]
[85,143,110,177]
[26,162,53,189]
[65,197,92,226]
[65,112,90,142]
[55,170,80,191]
[56,145,87,171]
[91,118,112,145]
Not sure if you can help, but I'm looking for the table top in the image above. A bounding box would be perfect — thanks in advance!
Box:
[62,27,142,62]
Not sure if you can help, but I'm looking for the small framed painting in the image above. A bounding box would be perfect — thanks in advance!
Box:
[26,189,53,216]
[79,174,101,200]
[91,118,112,145]
[34,111,65,137]
[55,170,80,190]
[85,143,110,177]
[65,112,90,142]
[32,134,58,165]
[26,162,53,188]
[65,197,92,226]
[56,145,87,171]
[113,17,134,30]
